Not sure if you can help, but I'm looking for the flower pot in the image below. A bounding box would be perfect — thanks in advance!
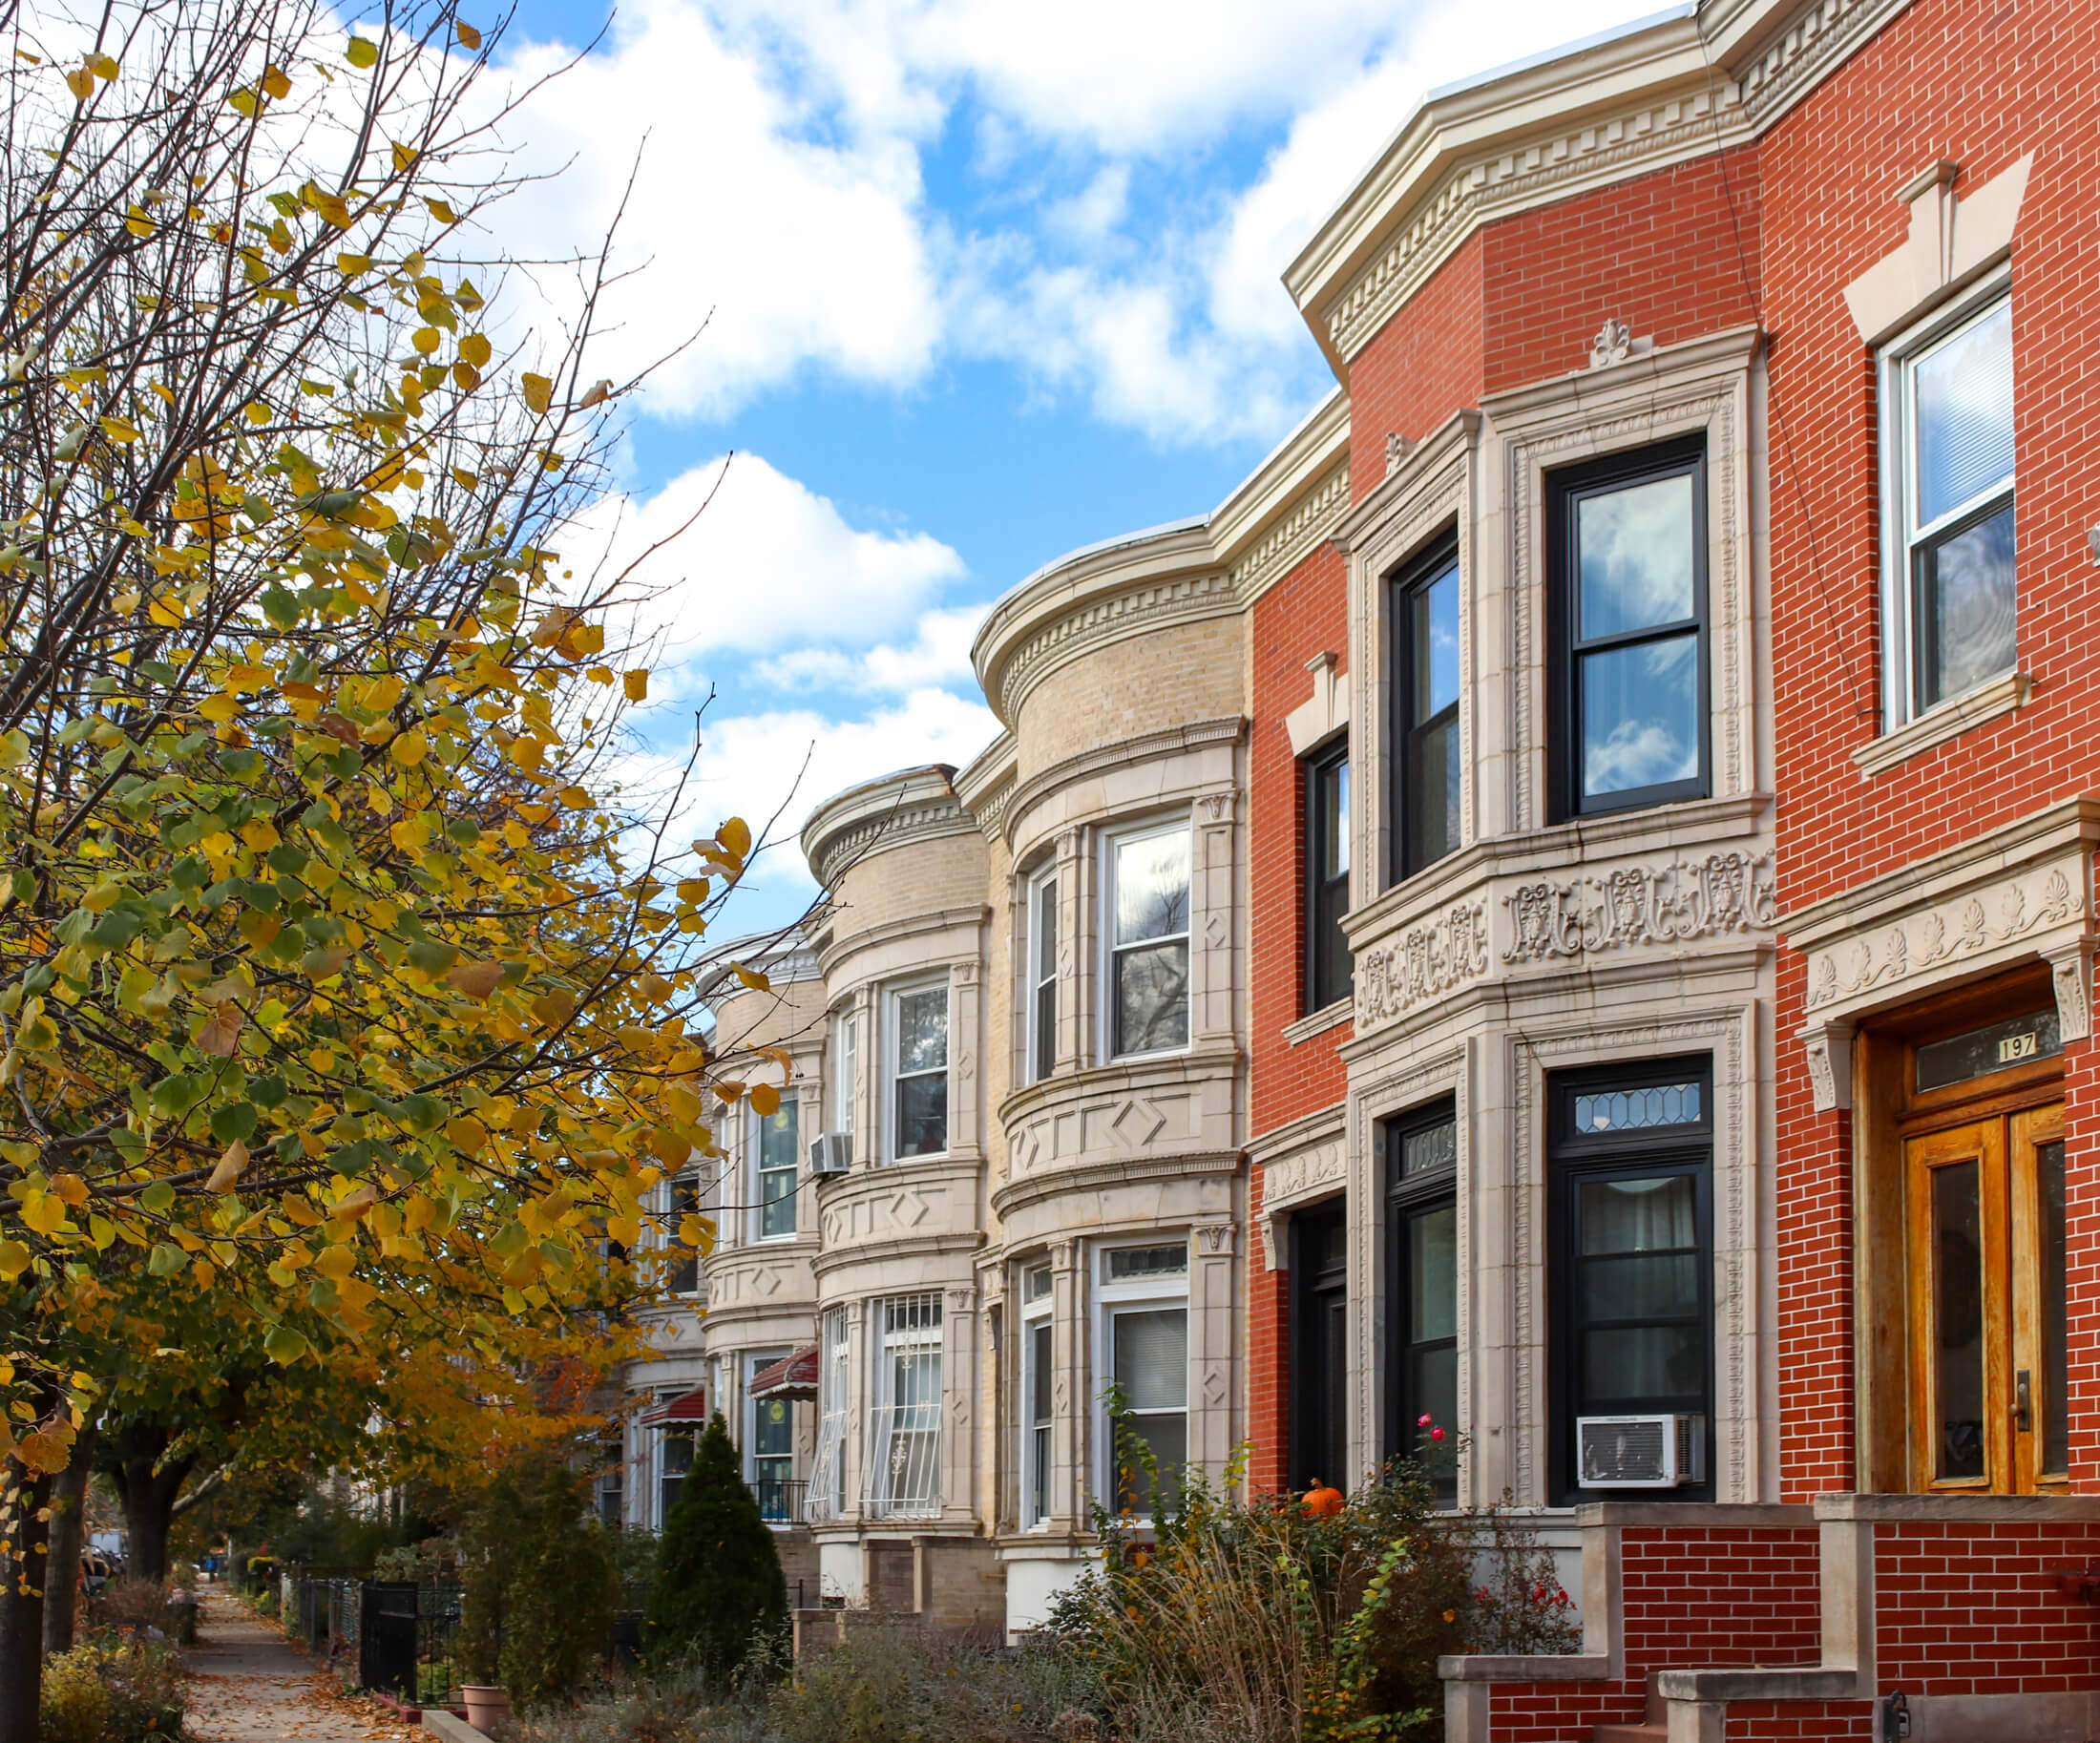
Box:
[462,1686,511,1732]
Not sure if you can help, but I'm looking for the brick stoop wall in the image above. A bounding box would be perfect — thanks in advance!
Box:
[1444,1497,2100,1742]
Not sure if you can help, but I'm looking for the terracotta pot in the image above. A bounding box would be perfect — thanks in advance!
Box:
[462,1686,511,1732]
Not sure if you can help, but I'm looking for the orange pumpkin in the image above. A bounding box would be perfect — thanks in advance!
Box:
[1301,1481,1344,1519]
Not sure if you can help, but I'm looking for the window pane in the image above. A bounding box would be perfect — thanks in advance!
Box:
[2040,1139,2068,1476]
[1932,1160,1985,1480]
[1107,1245,1187,1282]
[836,1017,858,1137]
[1116,831,1190,946]
[1411,563,1460,721]
[1579,632,1699,797]
[1113,1308,1187,1411]
[896,989,948,1074]
[1031,1320,1054,1420]
[1573,1082,1702,1133]
[758,1165,796,1239]
[1915,501,2016,707]
[757,1102,798,1167]
[1579,1177,1696,1254]
[1406,712,1460,868]
[1321,759,1351,879]
[1410,1204,1458,1342]
[1034,977,1057,1081]
[1037,877,1059,977]
[754,1395,792,1457]
[1117,1413,1186,1514]
[1581,1252,1700,1320]
[1401,1117,1457,1178]
[895,1072,948,1157]
[1915,301,2013,527]
[1410,1343,1458,1449]
[1582,1326,1704,1402]
[1578,473,1695,638]
[1114,938,1189,1055]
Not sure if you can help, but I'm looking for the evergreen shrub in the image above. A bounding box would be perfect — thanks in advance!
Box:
[640,1412,786,1676]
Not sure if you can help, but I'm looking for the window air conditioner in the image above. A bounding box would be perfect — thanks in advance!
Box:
[1575,1414,1705,1488]
[808,1132,853,1176]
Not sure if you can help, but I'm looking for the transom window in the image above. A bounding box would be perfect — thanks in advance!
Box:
[1884,290,2016,719]
[1392,538,1460,879]
[1548,440,1709,818]
[754,1098,798,1240]
[890,984,948,1160]
[1105,825,1190,1059]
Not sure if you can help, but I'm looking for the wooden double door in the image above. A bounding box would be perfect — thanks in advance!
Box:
[1906,1102,2068,1493]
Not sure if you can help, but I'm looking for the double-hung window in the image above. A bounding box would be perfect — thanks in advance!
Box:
[658,1420,695,1524]
[1548,440,1709,818]
[1884,291,2016,719]
[832,1011,859,1159]
[807,1306,849,1522]
[1392,538,1460,878]
[890,984,948,1160]
[1020,1265,1054,1526]
[1304,742,1351,1012]
[866,1293,942,1519]
[1027,871,1059,1083]
[1099,1243,1188,1516]
[1106,826,1190,1059]
[664,1172,701,1295]
[1385,1102,1458,1498]
[747,1354,795,1522]
[754,1098,798,1240]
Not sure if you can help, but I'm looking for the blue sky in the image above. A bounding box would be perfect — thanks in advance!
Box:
[484,0,1668,933]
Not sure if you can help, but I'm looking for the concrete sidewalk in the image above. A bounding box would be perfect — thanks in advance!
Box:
[184,1586,417,1743]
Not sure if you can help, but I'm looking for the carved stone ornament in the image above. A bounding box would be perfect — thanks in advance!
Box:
[1502,850,1777,964]
[1588,318,1653,370]
[1801,1018,1855,1114]
[2046,938,2094,1044]
[1355,900,1490,1026]
[1384,431,1413,476]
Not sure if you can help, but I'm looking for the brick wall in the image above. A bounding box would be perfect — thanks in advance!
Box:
[1876,1519,2100,1692]
[1246,542,1352,1493]
[1347,232,1484,499]
[1755,0,2100,1498]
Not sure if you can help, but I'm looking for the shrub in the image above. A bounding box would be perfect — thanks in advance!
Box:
[770,1628,1091,1743]
[40,1640,185,1742]
[88,1579,185,1641]
[458,1448,621,1711]
[641,1413,786,1679]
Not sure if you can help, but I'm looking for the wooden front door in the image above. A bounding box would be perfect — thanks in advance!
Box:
[1906,1102,2068,1493]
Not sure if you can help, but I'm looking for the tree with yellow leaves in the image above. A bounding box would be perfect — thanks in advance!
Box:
[0,0,789,1724]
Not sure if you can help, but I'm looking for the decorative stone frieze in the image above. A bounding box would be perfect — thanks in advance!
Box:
[1356,901,1491,1027]
[1502,850,1777,964]
[1250,1106,1347,1270]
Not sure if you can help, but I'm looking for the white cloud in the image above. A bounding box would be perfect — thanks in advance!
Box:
[566,452,968,678]
[751,604,987,694]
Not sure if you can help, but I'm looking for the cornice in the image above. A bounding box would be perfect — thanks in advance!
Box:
[1284,0,1913,373]
[800,764,972,890]
[1000,717,1247,853]
[1247,1101,1346,1167]
[953,731,1018,842]
[816,903,990,980]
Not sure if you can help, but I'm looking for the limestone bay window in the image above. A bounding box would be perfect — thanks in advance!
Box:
[1098,1242,1190,1515]
[1547,1059,1714,1503]
[1546,438,1710,819]
[1104,823,1191,1060]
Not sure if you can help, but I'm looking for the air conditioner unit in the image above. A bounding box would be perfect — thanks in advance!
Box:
[1576,1414,1705,1488]
[808,1132,853,1176]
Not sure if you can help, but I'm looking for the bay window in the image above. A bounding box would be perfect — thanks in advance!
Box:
[1105,825,1190,1059]
[1391,537,1460,879]
[1100,1243,1188,1515]
[889,983,948,1160]
[867,1292,942,1519]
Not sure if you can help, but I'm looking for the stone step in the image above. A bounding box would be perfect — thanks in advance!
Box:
[1588,1726,1666,1743]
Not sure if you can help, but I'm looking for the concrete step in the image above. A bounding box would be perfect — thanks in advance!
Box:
[1588,1727,1666,1743]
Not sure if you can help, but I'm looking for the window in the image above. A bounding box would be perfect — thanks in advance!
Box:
[1106,826,1190,1059]
[1289,1200,1349,1493]
[866,1293,942,1518]
[1548,440,1708,818]
[747,1354,796,1522]
[1884,291,2016,719]
[659,1423,695,1524]
[807,1307,849,1522]
[754,1099,798,1240]
[1021,1265,1054,1525]
[1028,871,1059,1082]
[1548,1059,1712,1503]
[1384,1102,1457,1498]
[1099,1243,1188,1516]
[1304,742,1352,1012]
[664,1173,700,1294]
[597,1431,624,1527]
[833,1012,859,1144]
[890,985,948,1160]
[1392,538,1460,879]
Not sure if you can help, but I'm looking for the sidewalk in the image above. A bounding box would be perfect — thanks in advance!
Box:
[184,1586,417,1743]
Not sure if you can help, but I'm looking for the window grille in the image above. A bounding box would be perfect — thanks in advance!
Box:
[865,1292,943,1519]
[807,1307,849,1523]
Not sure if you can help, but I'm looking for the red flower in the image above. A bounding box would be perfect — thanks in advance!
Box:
[1429,1426,1445,1442]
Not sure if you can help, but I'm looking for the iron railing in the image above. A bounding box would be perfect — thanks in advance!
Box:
[751,1477,808,1524]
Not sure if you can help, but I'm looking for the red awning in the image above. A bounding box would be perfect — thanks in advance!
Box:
[640,1386,709,1425]
[748,1343,819,1401]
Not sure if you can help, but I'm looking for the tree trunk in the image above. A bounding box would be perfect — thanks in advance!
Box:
[0,1461,55,1743]
[105,1421,194,1588]
[43,1424,98,1657]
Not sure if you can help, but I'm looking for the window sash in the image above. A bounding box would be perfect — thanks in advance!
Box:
[1393,544,1461,879]
[1104,1303,1187,1516]
[833,1014,859,1139]
[755,1102,798,1240]
[665,1174,701,1294]
[1304,743,1352,1011]
[807,1307,849,1522]
[890,986,949,1160]
[1029,872,1058,1083]
[1024,1314,1053,1525]
[1105,826,1191,1060]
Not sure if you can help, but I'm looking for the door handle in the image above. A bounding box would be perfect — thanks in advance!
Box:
[2016,1369,2032,1433]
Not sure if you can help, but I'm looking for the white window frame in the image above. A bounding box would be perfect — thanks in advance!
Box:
[807,1306,849,1523]
[865,1292,943,1520]
[1878,269,2016,729]
[884,978,950,1164]
[1019,1265,1055,1527]
[1099,820,1193,1063]
[751,1096,799,1243]
[1026,867,1060,1085]
[832,1010,859,1145]
[1093,1240,1190,1522]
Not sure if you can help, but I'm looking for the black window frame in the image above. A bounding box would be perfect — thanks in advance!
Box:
[1383,1098,1459,1500]
[1546,1055,1714,1505]
[1545,437,1710,822]
[1388,532,1462,884]
[1288,1196,1349,1493]
[1302,737,1352,1015]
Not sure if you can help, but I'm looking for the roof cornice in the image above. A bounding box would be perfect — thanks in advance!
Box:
[799,765,973,891]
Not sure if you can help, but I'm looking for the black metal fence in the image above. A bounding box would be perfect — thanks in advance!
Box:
[751,1477,808,1524]
[356,1581,462,1707]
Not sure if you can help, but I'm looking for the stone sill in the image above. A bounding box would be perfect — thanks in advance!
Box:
[1853,670,2029,778]
[1438,1652,1610,1683]
[1815,1490,2100,1522]
[1282,999,1352,1048]
[1654,1667,1859,1703]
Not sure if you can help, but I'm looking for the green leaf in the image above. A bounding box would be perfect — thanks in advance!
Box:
[140,1180,177,1216]
[250,1075,288,1108]
[209,1102,258,1144]
[397,1094,446,1134]
[147,1243,187,1276]
[149,1074,209,1119]
[263,1326,309,1364]
[261,588,301,631]
[405,939,460,976]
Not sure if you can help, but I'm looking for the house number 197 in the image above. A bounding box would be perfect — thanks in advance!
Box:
[1998,1031,2039,1063]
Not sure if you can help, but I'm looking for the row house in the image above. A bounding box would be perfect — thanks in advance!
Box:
[620,0,2100,1730]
